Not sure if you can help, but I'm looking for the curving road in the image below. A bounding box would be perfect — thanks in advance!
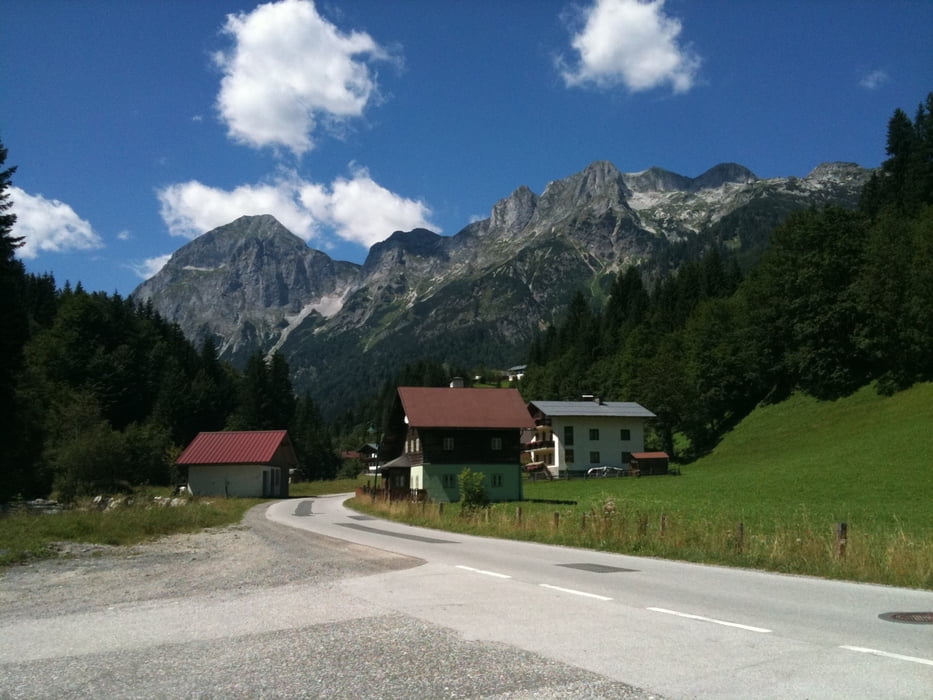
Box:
[268,495,933,699]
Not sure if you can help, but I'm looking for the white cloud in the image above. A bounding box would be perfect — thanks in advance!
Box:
[128,254,172,280]
[9,187,104,259]
[559,0,700,93]
[859,69,889,90]
[116,230,132,241]
[214,0,388,155]
[158,176,318,239]
[300,167,436,246]
[157,169,437,249]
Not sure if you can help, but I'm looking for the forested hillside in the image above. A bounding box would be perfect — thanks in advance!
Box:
[519,94,933,458]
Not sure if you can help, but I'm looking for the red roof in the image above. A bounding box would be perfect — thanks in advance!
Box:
[398,387,534,429]
[631,451,670,460]
[177,430,291,465]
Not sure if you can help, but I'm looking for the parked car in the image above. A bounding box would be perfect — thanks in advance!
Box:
[585,466,626,478]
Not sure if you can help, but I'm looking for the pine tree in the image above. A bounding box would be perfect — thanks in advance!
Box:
[0,139,32,499]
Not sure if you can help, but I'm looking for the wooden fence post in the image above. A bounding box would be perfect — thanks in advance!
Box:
[516,506,523,525]
[735,522,745,553]
[553,512,560,530]
[659,513,668,537]
[835,522,847,559]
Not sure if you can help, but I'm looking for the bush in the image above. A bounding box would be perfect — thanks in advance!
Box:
[458,468,487,511]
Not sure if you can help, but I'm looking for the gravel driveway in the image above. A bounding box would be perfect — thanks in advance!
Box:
[0,503,657,699]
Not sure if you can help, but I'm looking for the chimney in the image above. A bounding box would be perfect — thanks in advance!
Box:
[449,377,465,388]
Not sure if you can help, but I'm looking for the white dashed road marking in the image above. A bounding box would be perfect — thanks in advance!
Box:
[539,584,613,601]
[647,607,772,633]
[456,565,512,579]
[840,646,933,666]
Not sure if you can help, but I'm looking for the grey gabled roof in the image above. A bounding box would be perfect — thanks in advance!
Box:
[528,401,656,419]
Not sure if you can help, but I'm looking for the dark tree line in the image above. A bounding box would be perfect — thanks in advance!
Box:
[521,95,933,458]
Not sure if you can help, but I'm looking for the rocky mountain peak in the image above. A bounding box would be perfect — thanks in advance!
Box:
[537,160,630,220]
[363,228,447,271]
[133,214,359,364]
[805,161,871,183]
[166,214,308,269]
[691,162,758,190]
[490,185,538,235]
[622,163,757,194]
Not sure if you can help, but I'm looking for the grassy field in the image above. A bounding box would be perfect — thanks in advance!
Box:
[352,383,933,588]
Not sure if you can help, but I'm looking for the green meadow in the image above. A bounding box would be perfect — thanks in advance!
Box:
[354,383,933,588]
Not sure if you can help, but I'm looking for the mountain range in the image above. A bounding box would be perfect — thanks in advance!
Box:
[132,159,870,415]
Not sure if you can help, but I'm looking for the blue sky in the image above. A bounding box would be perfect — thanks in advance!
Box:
[3,0,931,296]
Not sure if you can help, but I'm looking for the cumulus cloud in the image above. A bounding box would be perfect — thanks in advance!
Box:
[300,167,436,246]
[214,0,388,155]
[559,0,700,93]
[10,187,104,259]
[157,169,437,249]
[158,176,318,240]
[859,69,889,90]
[128,253,172,280]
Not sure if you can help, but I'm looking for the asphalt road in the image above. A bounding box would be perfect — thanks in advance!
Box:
[266,495,933,699]
[0,501,653,699]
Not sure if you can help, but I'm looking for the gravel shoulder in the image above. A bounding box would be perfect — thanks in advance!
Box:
[0,502,418,622]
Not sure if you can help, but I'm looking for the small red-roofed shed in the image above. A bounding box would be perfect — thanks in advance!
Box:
[629,451,670,476]
[177,430,296,497]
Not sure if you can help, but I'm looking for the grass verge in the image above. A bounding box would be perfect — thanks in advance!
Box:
[0,494,261,567]
[0,476,369,568]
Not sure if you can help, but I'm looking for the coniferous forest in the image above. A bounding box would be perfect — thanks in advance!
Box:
[1,94,931,501]
[520,94,933,457]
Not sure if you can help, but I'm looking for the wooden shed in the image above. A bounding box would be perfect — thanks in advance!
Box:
[630,451,670,476]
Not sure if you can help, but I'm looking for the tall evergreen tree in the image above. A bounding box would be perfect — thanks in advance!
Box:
[0,139,32,499]
[291,393,339,481]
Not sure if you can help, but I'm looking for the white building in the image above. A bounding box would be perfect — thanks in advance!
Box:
[525,397,656,478]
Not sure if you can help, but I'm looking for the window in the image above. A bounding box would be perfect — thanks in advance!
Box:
[564,425,574,446]
[620,428,631,441]
[589,451,600,464]
[589,428,600,441]
[442,474,456,488]
[443,437,454,451]
[491,474,503,487]
[491,437,502,451]
[565,449,575,464]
